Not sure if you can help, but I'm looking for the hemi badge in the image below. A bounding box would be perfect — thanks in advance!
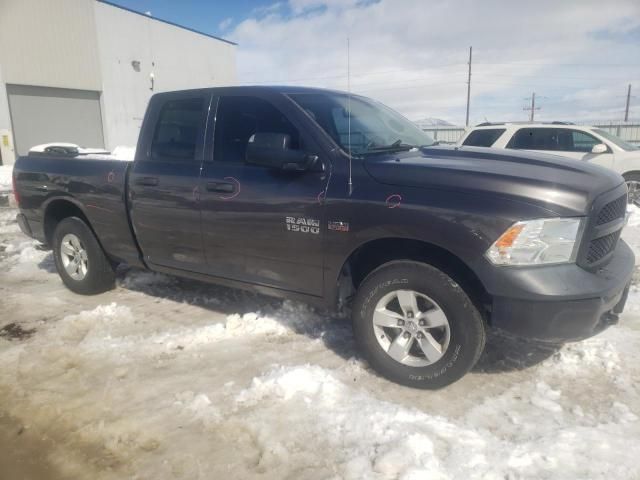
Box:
[328,221,349,232]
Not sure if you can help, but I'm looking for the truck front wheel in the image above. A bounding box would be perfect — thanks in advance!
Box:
[623,172,640,207]
[352,261,485,389]
[52,217,116,295]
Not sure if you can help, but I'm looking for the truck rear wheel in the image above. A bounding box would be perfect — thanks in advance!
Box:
[352,261,485,389]
[52,217,115,295]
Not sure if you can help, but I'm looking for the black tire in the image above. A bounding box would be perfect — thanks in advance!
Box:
[352,261,485,389]
[52,217,116,295]
[623,172,640,207]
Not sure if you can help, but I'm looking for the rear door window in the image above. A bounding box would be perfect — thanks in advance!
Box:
[150,98,204,162]
[506,128,563,150]
[506,128,604,152]
[462,129,506,147]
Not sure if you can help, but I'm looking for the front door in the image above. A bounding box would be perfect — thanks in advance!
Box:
[129,93,210,270]
[199,94,329,296]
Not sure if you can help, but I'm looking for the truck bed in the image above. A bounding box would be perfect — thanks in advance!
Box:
[13,154,142,266]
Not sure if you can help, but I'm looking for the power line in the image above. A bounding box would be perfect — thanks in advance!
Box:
[474,79,635,89]
[239,73,636,93]
[240,69,467,86]
[355,81,465,94]
[238,64,639,89]
[475,72,640,81]
[472,62,640,67]
[238,61,467,83]
[240,60,640,80]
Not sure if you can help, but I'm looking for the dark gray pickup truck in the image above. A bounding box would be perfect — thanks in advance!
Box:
[12,86,634,388]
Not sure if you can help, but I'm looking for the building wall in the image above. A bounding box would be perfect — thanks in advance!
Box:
[0,0,236,163]
[0,0,102,90]
[0,0,103,163]
[0,65,15,164]
[94,2,236,149]
[420,127,466,144]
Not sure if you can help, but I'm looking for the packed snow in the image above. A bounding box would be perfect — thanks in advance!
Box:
[29,142,110,155]
[109,145,136,161]
[0,164,12,190]
[0,201,639,479]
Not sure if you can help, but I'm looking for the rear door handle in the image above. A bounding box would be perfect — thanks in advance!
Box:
[206,181,235,193]
[134,176,159,187]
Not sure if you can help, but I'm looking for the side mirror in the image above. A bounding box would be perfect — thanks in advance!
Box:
[591,143,608,154]
[246,133,317,171]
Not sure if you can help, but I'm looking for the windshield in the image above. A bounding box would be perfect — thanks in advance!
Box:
[592,128,638,151]
[288,92,434,155]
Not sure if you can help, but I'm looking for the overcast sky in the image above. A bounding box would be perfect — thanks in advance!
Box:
[115,0,640,125]
[223,0,640,125]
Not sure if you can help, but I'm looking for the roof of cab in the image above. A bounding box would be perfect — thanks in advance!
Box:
[151,85,351,98]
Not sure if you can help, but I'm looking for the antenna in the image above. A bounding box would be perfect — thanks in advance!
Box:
[347,37,353,196]
[465,46,472,127]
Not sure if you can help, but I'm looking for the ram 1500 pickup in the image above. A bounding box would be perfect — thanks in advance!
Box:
[13,86,635,388]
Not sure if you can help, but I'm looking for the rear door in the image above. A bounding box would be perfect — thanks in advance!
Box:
[198,93,329,295]
[129,92,211,270]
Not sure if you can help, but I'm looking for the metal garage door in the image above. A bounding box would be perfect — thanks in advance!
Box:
[7,84,105,155]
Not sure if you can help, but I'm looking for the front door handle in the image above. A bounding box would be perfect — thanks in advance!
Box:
[134,176,159,187]
[206,181,235,193]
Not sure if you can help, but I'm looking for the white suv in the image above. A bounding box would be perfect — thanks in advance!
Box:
[458,123,640,205]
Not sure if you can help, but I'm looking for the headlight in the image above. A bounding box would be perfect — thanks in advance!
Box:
[486,218,584,266]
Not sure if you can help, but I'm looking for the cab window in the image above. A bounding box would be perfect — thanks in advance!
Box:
[150,98,204,161]
[214,96,300,163]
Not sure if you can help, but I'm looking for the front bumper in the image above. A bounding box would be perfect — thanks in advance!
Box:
[487,239,635,342]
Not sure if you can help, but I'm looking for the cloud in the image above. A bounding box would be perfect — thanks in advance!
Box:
[218,17,234,31]
[250,2,286,17]
[591,20,640,44]
[227,0,640,124]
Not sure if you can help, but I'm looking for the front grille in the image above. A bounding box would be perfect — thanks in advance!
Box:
[576,184,627,269]
[596,195,627,225]
[586,230,621,264]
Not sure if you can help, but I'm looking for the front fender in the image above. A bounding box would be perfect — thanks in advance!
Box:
[323,182,562,308]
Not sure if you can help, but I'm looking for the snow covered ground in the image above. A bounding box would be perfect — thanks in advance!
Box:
[1,175,639,478]
[0,165,13,191]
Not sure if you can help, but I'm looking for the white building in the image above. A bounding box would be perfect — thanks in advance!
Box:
[0,0,236,165]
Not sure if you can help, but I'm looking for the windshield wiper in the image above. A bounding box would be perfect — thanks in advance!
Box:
[364,139,416,153]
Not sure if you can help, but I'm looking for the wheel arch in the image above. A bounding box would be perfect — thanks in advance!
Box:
[334,237,491,319]
[43,197,93,247]
[622,170,640,179]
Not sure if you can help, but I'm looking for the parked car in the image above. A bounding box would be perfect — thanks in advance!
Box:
[458,122,640,205]
[12,87,634,389]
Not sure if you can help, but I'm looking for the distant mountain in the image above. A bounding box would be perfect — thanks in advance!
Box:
[413,118,455,127]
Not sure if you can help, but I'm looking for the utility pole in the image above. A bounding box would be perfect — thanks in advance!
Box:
[465,46,472,127]
[624,84,632,122]
[523,92,540,122]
